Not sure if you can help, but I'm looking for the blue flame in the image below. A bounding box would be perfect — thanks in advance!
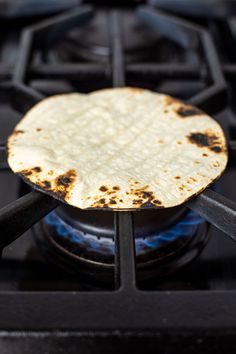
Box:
[44,210,204,255]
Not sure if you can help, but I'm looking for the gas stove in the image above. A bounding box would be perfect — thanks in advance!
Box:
[1,1,236,353]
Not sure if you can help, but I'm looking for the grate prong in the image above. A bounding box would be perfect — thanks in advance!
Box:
[114,212,136,291]
[109,11,125,87]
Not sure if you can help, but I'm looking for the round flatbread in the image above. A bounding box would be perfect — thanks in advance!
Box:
[7,87,228,210]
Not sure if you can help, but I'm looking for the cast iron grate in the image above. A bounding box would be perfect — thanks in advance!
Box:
[11,5,227,114]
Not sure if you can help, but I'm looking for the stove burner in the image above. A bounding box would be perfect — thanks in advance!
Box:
[33,208,208,286]
[45,210,204,256]
[51,10,184,63]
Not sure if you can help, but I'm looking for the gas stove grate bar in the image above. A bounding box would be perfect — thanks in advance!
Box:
[30,63,107,80]
[109,11,125,87]
[7,63,236,84]
[109,10,136,290]
[0,144,8,170]
[13,30,33,84]
[13,6,94,84]
[128,63,236,82]
[189,30,226,110]
[201,30,225,88]
[11,83,44,114]
[137,6,197,49]
[137,6,227,115]
[29,6,94,52]
[127,63,203,80]
[114,212,136,290]
[0,191,59,251]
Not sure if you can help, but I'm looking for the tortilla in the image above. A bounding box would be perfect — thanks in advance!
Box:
[7,87,228,210]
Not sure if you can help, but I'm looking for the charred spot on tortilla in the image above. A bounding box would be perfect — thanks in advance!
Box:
[132,188,163,208]
[165,95,178,106]
[56,170,76,184]
[113,186,120,191]
[213,161,220,167]
[187,131,224,153]
[211,146,222,153]
[134,185,149,192]
[33,167,41,173]
[20,166,41,176]
[99,185,108,192]
[133,198,143,205]
[189,177,197,182]
[177,106,202,117]
[57,176,72,186]
[20,169,33,177]
[110,199,117,204]
[153,199,162,205]
[52,170,76,202]
[41,180,51,189]
[141,191,153,199]
[90,198,111,209]
[164,95,203,118]
[12,130,24,136]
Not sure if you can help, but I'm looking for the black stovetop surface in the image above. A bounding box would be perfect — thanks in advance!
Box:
[1,1,236,353]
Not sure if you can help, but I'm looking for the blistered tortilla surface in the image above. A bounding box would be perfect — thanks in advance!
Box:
[7,87,228,210]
